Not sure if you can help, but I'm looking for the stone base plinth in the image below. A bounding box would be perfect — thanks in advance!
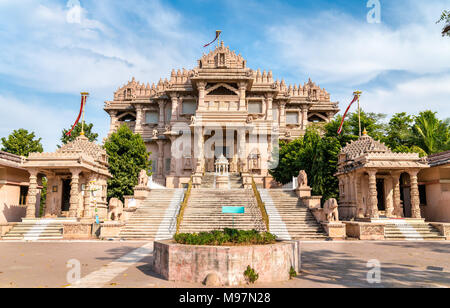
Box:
[322,222,346,240]
[344,222,385,240]
[296,187,312,198]
[63,222,94,240]
[153,241,301,286]
[134,186,151,199]
[0,223,17,238]
[215,175,229,189]
[429,223,450,240]
[100,222,125,239]
[300,196,322,209]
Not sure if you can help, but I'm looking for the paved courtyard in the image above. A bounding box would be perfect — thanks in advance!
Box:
[0,241,448,288]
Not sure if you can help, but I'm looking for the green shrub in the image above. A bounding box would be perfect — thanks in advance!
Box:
[289,266,297,279]
[244,266,259,284]
[173,228,277,246]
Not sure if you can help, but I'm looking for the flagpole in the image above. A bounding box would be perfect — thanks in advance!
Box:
[353,91,362,137]
[80,92,89,136]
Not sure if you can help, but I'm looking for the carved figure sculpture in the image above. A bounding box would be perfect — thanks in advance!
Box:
[108,198,124,221]
[324,198,339,222]
[297,170,308,188]
[138,170,148,186]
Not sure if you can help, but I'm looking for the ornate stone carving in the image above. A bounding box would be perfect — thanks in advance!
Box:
[138,170,148,187]
[297,170,308,188]
[324,198,339,222]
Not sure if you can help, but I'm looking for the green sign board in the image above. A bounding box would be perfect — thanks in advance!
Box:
[222,206,245,214]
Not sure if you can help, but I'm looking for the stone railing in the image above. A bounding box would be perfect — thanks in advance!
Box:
[175,177,193,234]
[251,177,270,232]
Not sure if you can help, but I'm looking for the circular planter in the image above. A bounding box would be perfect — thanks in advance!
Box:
[152,240,300,286]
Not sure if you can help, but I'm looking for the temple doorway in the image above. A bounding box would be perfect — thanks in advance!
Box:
[400,173,412,217]
[376,179,385,211]
[61,179,71,212]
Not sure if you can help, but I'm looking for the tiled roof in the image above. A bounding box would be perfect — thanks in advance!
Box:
[0,150,23,164]
[341,135,391,160]
[427,150,450,167]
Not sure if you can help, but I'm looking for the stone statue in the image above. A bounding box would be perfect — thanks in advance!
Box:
[191,115,196,125]
[297,170,308,188]
[152,129,158,138]
[324,198,339,222]
[138,170,148,187]
[108,198,124,221]
[165,125,171,133]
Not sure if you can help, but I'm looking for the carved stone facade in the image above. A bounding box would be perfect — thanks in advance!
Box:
[104,42,339,188]
[336,132,429,220]
[21,136,112,221]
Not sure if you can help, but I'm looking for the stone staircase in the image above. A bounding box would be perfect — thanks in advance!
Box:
[119,189,184,241]
[261,189,327,240]
[178,189,266,233]
[200,173,243,189]
[2,218,73,241]
[381,219,446,241]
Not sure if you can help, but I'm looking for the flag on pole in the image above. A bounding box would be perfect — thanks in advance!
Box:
[337,94,359,135]
[203,30,222,47]
[66,93,88,136]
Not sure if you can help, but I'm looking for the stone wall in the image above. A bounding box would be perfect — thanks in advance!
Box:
[153,240,301,286]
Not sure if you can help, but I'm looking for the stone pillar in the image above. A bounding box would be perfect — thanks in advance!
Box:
[109,111,118,135]
[83,174,94,218]
[348,173,357,218]
[135,104,143,132]
[194,126,204,171]
[265,95,273,121]
[367,170,379,219]
[301,107,309,130]
[197,82,207,111]
[157,140,164,178]
[158,101,165,127]
[238,82,247,110]
[279,102,286,128]
[409,170,422,219]
[169,136,178,176]
[392,172,403,218]
[237,128,247,172]
[25,169,39,219]
[170,94,178,122]
[355,173,365,219]
[68,168,82,218]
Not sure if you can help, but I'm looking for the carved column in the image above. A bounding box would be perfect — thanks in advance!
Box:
[301,107,309,130]
[197,82,207,111]
[265,94,273,121]
[109,111,118,135]
[170,94,179,122]
[409,170,422,219]
[25,169,39,219]
[392,172,403,217]
[367,169,379,219]
[194,126,204,171]
[156,140,164,178]
[279,102,286,127]
[158,101,165,127]
[68,168,82,218]
[168,136,178,176]
[83,174,95,218]
[348,173,357,218]
[237,128,247,172]
[135,104,143,132]
[238,82,247,110]
[356,173,365,219]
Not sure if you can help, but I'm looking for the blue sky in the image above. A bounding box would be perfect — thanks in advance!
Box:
[0,0,449,151]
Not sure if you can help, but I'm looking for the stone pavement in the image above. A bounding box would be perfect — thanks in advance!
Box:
[0,241,448,288]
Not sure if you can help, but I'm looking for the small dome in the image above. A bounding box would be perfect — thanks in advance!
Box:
[57,135,107,162]
[341,134,391,160]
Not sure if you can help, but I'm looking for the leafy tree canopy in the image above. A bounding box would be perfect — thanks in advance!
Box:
[411,111,450,154]
[1,129,43,156]
[437,10,450,37]
[60,122,98,146]
[104,124,152,201]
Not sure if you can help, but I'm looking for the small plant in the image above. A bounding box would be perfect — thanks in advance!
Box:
[244,266,259,284]
[174,229,277,246]
[289,266,297,279]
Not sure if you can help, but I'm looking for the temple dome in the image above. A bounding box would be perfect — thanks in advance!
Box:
[57,135,107,163]
[341,134,391,160]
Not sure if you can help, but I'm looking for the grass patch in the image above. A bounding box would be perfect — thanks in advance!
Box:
[174,228,277,246]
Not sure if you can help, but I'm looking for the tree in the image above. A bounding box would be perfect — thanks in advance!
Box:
[383,112,414,150]
[270,129,341,203]
[1,129,43,156]
[60,122,98,146]
[104,124,152,201]
[411,111,450,154]
[437,10,450,37]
